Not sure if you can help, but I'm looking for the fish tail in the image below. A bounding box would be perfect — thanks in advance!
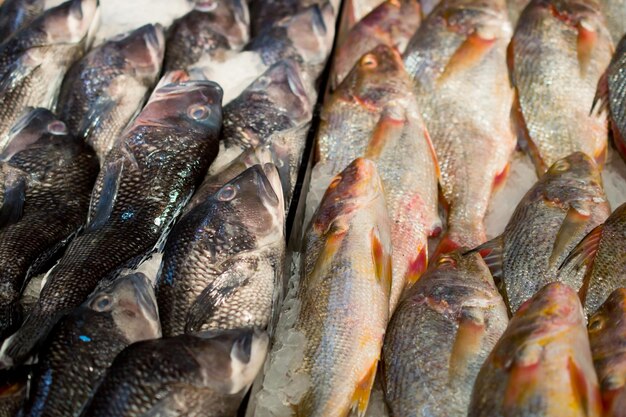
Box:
[0,311,57,368]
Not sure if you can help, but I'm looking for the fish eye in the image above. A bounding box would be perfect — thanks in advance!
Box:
[218,185,237,201]
[47,121,68,135]
[588,315,605,332]
[360,54,378,69]
[91,295,112,312]
[188,105,211,121]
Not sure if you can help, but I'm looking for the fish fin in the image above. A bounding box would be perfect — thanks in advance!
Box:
[449,306,486,382]
[507,39,516,87]
[591,69,609,116]
[88,158,124,230]
[568,357,594,416]
[492,162,510,192]
[431,233,461,260]
[548,205,592,269]
[364,109,405,159]
[0,171,25,227]
[438,32,496,84]
[0,53,41,93]
[423,125,440,179]
[577,21,597,78]
[405,245,428,287]
[467,236,504,282]
[371,227,392,296]
[0,311,56,368]
[78,97,117,139]
[350,360,378,417]
[559,224,603,302]
[612,122,626,160]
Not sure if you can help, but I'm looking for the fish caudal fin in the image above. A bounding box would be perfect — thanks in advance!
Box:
[350,360,378,417]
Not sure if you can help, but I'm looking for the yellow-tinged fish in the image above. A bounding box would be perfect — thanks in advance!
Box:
[403,0,516,254]
[509,0,613,175]
[469,282,602,417]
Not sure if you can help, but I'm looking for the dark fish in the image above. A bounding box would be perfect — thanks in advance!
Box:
[249,0,337,36]
[0,0,100,145]
[0,108,98,342]
[157,164,285,337]
[588,288,626,417]
[57,24,165,162]
[0,73,223,367]
[469,283,601,417]
[80,329,269,417]
[0,368,27,417]
[559,202,626,313]
[164,0,250,71]
[0,0,44,42]
[383,251,508,417]
[23,273,161,417]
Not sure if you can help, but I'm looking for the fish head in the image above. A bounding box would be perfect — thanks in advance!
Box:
[514,282,584,330]
[194,0,250,47]
[433,0,511,41]
[1,108,69,160]
[543,152,605,200]
[548,0,605,31]
[86,273,161,344]
[285,2,336,68]
[115,24,165,81]
[43,0,100,45]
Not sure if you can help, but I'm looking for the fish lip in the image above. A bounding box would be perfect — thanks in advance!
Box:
[310,4,328,35]
[283,61,310,105]
[255,164,281,208]
[127,273,159,323]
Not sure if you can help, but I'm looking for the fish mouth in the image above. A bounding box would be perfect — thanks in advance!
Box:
[255,164,282,209]
[283,61,311,107]
[127,273,159,323]
[45,0,100,43]
[227,328,269,394]
[121,24,165,75]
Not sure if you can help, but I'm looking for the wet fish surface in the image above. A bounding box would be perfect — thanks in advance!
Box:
[23,273,161,417]
[469,282,602,417]
[383,251,508,417]
[599,0,626,42]
[57,24,165,162]
[0,0,44,42]
[472,152,609,313]
[0,75,223,367]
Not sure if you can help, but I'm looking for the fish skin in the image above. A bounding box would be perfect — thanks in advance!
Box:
[0,108,98,343]
[249,0,339,36]
[80,329,269,417]
[598,0,625,43]
[588,288,626,417]
[0,0,44,42]
[509,0,612,175]
[403,0,516,253]
[164,0,250,71]
[336,0,386,45]
[0,75,223,368]
[0,0,100,147]
[57,24,165,162]
[23,273,161,417]
[469,282,602,417]
[0,368,28,417]
[284,158,391,417]
[383,251,508,417]
[558,203,626,313]
[473,152,609,313]
[330,0,421,90]
[157,164,285,337]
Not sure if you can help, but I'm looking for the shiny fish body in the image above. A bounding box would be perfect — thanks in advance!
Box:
[249,0,338,36]
[509,0,612,175]
[588,288,626,417]
[469,282,601,417]
[599,0,625,42]
[403,0,516,252]
[0,0,44,42]
[23,273,161,417]
[157,164,285,337]
[383,251,508,417]
[474,153,609,313]
[57,24,165,162]
[164,0,250,71]
[0,75,223,367]
[0,108,98,343]
[336,0,386,44]
[80,330,268,417]
[0,0,99,146]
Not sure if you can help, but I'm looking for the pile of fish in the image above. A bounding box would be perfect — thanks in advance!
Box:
[0,0,624,415]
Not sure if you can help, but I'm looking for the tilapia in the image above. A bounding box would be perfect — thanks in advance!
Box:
[403,0,516,253]
[330,0,421,89]
[383,251,509,417]
[164,0,250,71]
[57,24,165,162]
[157,164,285,337]
[0,368,27,417]
[23,273,161,417]
[588,288,626,417]
[0,108,98,342]
[80,329,268,417]
[0,0,100,145]
[558,202,626,313]
[0,74,223,367]
[249,0,339,35]
[256,158,391,417]
[509,0,612,175]
[469,282,601,417]
[336,0,386,44]
[0,0,44,41]
[595,34,626,162]
[599,0,626,43]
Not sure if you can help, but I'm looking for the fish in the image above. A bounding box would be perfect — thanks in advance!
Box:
[594,34,626,162]
[558,202,626,313]
[249,0,339,35]
[0,368,28,417]
[163,0,250,71]
[469,282,602,417]
[257,158,391,417]
[509,0,613,175]
[383,251,509,417]
[0,0,44,42]
[471,152,609,314]
[80,329,269,417]
[507,0,530,25]
[336,0,386,44]
[23,273,161,417]
[0,108,99,343]
[587,288,626,417]
[403,0,516,254]
[0,74,223,367]
[157,164,285,337]
[0,0,100,146]
[57,24,165,162]
[599,0,626,42]
[330,0,421,90]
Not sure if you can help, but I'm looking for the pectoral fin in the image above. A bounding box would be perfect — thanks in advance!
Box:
[449,306,486,382]
[548,205,592,268]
